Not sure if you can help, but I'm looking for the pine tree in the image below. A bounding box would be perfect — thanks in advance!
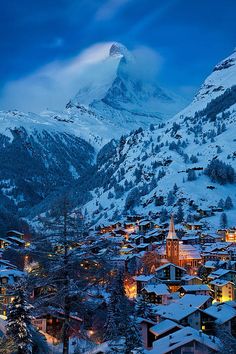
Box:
[135,294,156,321]
[125,317,143,354]
[104,271,130,341]
[218,199,225,209]
[220,212,228,228]
[160,208,168,223]
[167,191,175,206]
[176,205,184,223]
[173,183,178,194]
[224,196,233,210]
[6,280,33,354]
[187,169,197,181]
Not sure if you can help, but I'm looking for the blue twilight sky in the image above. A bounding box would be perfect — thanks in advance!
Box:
[0,0,235,112]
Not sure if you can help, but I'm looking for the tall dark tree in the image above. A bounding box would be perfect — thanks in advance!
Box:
[135,294,156,321]
[6,280,33,354]
[125,317,144,354]
[224,196,233,210]
[220,212,228,228]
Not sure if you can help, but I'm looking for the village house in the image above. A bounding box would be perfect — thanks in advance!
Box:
[32,311,82,340]
[209,279,235,302]
[142,284,170,304]
[0,268,24,316]
[148,326,220,354]
[155,263,187,292]
[178,284,212,297]
[204,302,236,337]
[181,275,202,285]
[225,228,236,242]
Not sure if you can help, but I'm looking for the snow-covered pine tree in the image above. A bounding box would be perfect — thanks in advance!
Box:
[6,279,33,354]
[220,212,228,228]
[29,198,112,354]
[176,205,184,223]
[218,198,225,209]
[125,317,144,354]
[167,191,175,206]
[135,294,156,321]
[224,196,233,209]
[103,270,130,341]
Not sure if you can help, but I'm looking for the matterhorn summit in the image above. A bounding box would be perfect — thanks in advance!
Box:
[65,42,185,144]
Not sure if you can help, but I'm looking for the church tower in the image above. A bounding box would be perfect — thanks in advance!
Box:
[166,215,179,265]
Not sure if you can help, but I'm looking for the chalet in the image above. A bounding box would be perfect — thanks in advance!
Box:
[184,222,203,231]
[181,275,202,285]
[207,268,236,284]
[178,284,212,297]
[209,279,235,302]
[149,327,220,354]
[0,238,12,250]
[155,263,187,291]
[200,233,223,244]
[32,311,82,339]
[225,228,236,242]
[204,302,236,337]
[197,208,213,217]
[139,220,154,233]
[149,319,182,344]
[155,295,213,331]
[0,269,24,315]
[181,234,199,245]
[134,274,157,295]
[142,284,170,304]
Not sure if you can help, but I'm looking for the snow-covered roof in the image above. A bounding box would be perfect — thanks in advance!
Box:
[149,326,220,354]
[178,294,212,308]
[204,303,236,324]
[210,279,234,287]
[155,304,197,321]
[156,263,186,272]
[134,275,154,282]
[181,275,202,281]
[180,284,211,292]
[208,268,235,279]
[149,319,182,336]
[143,284,170,295]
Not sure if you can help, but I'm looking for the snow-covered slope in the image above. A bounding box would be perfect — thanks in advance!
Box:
[83,49,236,229]
[0,110,94,219]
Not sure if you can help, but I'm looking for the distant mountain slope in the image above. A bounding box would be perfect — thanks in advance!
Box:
[83,49,236,229]
[0,110,94,221]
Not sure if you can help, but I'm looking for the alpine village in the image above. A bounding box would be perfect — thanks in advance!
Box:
[1,8,236,354]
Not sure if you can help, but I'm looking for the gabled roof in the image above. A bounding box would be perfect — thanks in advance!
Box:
[204,303,236,324]
[210,279,234,287]
[180,285,211,292]
[143,284,170,295]
[149,326,220,354]
[156,262,186,272]
[149,319,182,336]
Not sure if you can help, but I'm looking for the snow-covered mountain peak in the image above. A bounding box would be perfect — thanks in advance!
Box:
[67,43,185,141]
[109,42,131,59]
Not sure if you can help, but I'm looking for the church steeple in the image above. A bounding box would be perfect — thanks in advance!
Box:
[166,215,179,265]
[167,214,178,240]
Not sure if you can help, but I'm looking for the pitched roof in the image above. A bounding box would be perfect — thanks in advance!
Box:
[149,319,182,336]
[204,303,236,324]
[180,285,211,292]
[143,284,170,295]
[149,327,220,354]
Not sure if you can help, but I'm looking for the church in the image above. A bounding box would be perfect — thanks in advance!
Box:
[157,216,202,271]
